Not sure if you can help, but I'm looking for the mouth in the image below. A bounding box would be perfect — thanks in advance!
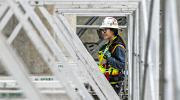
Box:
[103,34,107,39]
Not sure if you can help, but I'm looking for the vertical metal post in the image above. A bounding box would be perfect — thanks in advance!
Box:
[161,1,174,99]
[151,0,160,100]
[132,8,140,100]
[177,0,180,41]
[136,7,140,100]
[142,0,160,100]
[162,0,180,100]
[132,10,137,100]
[127,14,133,100]
[124,19,129,98]
[170,0,180,99]
[138,2,144,99]
[141,0,159,100]
[140,0,148,98]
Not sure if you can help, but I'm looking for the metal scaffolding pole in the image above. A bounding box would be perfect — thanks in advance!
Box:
[78,17,98,38]
[161,1,173,99]
[136,7,140,100]
[127,14,133,100]
[57,9,134,14]
[151,0,160,100]
[141,0,160,100]
[177,0,180,41]
[170,1,180,99]
[162,0,180,100]
[138,2,144,99]
[76,17,94,35]
[139,0,148,98]
[124,37,128,99]
[131,8,139,100]
[132,10,137,100]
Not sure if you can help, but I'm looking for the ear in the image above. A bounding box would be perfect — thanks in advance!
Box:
[110,30,115,36]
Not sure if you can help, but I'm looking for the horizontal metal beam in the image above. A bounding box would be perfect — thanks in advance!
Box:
[29,1,139,5]
[57,9,134,14]
[68,13,129,16]
[76,25,127,29]
[0,90,66,93]
[0,0,141,5]
[55,4,138,9]
[27,0,141,1]
[0,79,87,88]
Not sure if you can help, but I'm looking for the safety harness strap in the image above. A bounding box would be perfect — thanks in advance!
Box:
[98,36,117,67]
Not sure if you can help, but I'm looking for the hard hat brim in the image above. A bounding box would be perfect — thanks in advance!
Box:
[100,25,120,29]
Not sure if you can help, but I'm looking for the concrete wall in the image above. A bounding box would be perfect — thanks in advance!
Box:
[64,14,76,33]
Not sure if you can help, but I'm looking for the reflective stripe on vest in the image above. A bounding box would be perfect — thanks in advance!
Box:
[112,44,125,54]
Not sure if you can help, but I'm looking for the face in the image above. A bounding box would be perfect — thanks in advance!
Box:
[102,28,114,40]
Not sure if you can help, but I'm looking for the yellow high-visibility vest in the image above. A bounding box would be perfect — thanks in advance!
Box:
[98,44,125,84]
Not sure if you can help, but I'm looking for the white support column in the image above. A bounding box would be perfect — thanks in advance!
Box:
[162,0,180,100]
[132,10,137,100]
[138,2,145,99]
[150,0,159,100]
[132,9,139,100]
[177,0,180,41]
[140,1,148,99]
[170,0,180,99]
[136,7,140,100]
[123,19,129,98]
[127,14,133,100]
[141,0,159,100]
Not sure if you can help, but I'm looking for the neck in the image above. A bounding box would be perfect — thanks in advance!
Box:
[109,36,115,43]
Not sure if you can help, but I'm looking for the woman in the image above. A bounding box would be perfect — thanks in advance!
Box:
[98,17,126,95]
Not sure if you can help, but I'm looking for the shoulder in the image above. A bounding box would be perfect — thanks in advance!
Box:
[112,42,125,53]
[115,46,125,53]
[113,46,126,59]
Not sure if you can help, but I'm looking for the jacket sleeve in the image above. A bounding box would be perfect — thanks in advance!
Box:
[107,46,126,70]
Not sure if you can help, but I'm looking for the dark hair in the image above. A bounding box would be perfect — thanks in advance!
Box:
[106,28,126,52]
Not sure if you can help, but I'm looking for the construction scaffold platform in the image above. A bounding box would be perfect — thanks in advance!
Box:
[0,0,179,100]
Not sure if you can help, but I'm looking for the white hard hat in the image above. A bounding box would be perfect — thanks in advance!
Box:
[100,17,119,29]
